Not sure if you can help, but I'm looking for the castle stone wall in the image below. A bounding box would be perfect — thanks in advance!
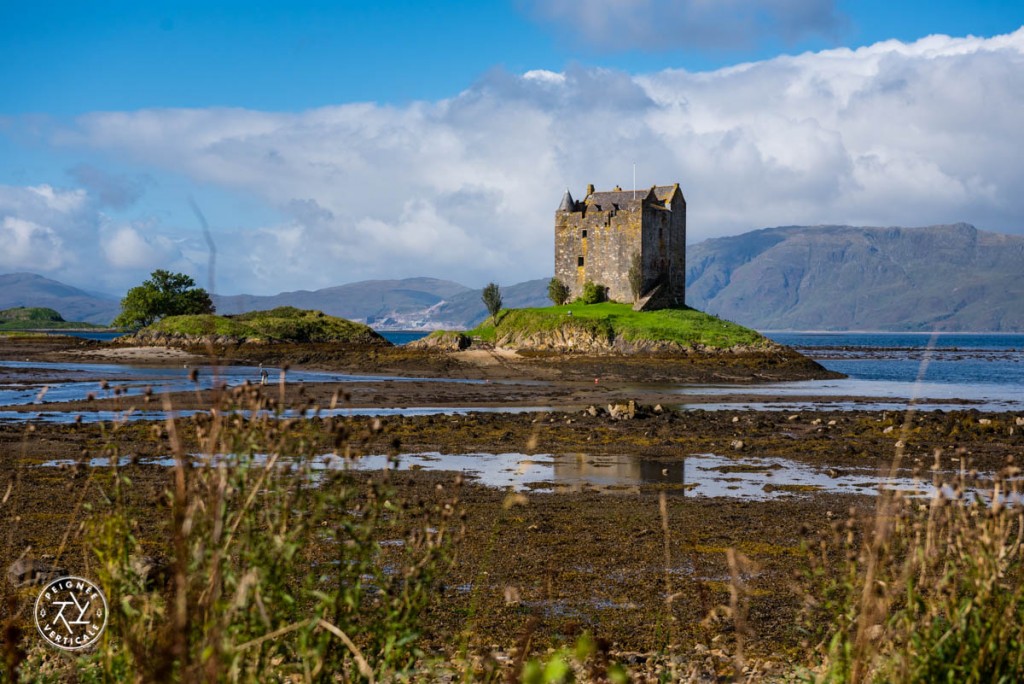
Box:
[555,184,686,308]
[555,205,643,302]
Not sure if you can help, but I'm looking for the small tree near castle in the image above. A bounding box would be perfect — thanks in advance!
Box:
[482,282,503,325]
[547,278,570,306]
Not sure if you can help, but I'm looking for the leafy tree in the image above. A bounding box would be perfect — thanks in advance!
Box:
[547,278,570,306]
[579,281,607,305]
[113,270,214,329]
[627,251,643,302]
[481,282,503,325]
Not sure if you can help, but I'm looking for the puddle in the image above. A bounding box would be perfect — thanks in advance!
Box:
[38,449,1017,502]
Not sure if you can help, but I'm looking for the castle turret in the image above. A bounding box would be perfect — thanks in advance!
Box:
[557,189,575,212]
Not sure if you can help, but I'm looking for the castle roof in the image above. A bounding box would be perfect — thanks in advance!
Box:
[557,183,684,212]
[651,184,683,202]
[557,189,575,212]
[584,184,682,211]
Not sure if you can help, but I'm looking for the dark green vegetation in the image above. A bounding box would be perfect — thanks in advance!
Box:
[577,282,607,305]
[468,302,768,349]
[547,277,570,306]
[481,282,503,325]
[688,222,1024,331]
[136,306,387,344]
[0,306,101,330]
[114,270,215,329]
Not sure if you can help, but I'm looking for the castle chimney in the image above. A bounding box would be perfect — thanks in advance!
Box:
[585,183,594,197]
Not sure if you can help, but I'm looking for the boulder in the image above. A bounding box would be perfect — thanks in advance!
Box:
[408,331,471,351]
[607,400,637,420]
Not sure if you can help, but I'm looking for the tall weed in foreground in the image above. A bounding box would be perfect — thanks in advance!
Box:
[801,448,1024,683]
[25,378,460,682]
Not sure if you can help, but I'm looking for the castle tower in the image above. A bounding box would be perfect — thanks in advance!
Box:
[554,183,686,309]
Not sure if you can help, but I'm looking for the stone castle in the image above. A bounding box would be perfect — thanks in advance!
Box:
[554,183,686,310]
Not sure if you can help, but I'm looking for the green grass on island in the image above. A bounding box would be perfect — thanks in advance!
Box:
[0,306,102,331]
[140,306,385,344]
[467,302,768,349]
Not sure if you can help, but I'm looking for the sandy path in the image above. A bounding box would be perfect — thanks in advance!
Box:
[65,346,204,362]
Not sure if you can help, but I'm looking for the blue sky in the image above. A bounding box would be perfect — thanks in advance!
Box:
[1,0,1023,296]
[2,0,1020,113]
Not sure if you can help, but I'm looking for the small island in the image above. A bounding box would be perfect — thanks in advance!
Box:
[0,306,103,332]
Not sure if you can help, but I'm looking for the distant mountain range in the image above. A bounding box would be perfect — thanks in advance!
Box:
[686,223,1024,331]
[0,273,120,325]
[3,223,1023,331]
[214,277,551,330]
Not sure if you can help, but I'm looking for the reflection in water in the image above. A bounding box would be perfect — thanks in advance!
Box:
[38,450,1012,502]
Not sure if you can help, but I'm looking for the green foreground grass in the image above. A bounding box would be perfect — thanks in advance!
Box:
[141,306,384,344]
[467,302,767,349]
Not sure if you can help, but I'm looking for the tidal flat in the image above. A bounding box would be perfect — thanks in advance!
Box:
[2,334,1022,678]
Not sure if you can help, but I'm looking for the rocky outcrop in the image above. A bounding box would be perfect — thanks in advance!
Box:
[407,331,472,351]
[494,323,778,356]
[583,401,666,421]
[118,330,264,347]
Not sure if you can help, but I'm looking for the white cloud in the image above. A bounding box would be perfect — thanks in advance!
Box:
[0,217,66,271]
[0,183,195,292]
[100,222,179,269]
[0,185,87,272]
[520,0,844,51]
[15,27,1024,295]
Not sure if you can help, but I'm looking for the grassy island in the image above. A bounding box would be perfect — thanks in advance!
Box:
[134,306,387,344]
[465,302,768,351]
[0,306,102,331]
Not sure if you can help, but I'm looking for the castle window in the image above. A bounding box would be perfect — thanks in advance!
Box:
[581,229,587,239]
[577,256,584,267]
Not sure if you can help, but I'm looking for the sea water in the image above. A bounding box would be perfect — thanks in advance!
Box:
[693,331,1024,411]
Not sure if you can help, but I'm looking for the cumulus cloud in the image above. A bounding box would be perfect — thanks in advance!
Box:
[0,182,193,291]
[0,217,67,271]
[23,27,1024,294]
[520,0,844,51]
[0,185,88,272]
[100,222,179,269]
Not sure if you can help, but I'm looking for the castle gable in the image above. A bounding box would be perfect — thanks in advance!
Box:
[651,184,684,204]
